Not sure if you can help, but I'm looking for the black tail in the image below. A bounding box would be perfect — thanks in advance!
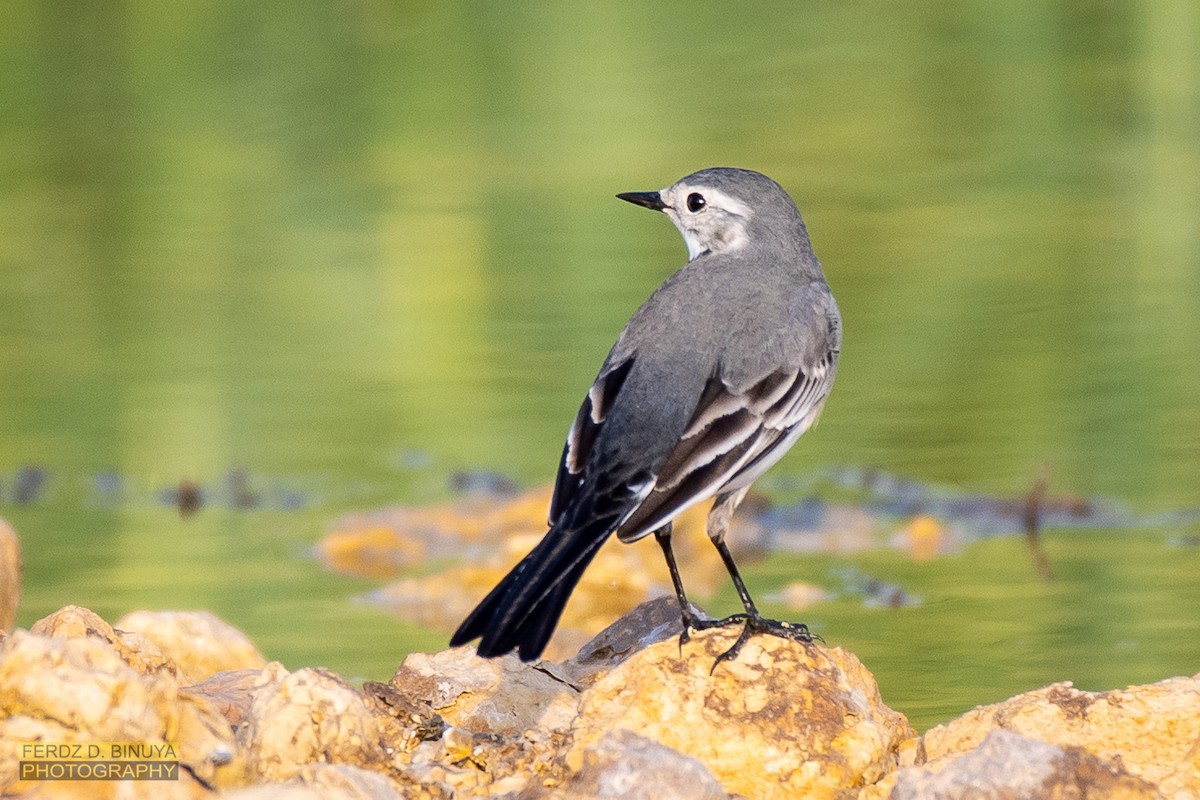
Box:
[450,519,614,661]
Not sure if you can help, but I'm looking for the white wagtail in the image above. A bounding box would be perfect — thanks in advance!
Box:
[451,167,842,668]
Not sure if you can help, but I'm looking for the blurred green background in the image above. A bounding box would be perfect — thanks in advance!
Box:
[1,2,1198,729]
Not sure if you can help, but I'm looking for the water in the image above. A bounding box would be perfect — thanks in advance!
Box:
[2,2,1198,730]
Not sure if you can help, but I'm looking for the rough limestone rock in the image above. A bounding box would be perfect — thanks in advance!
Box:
[0,629,237,797]
[185,667,271,730]
[237,666,387,783]
[554,596,690,684]
[31,605,181,679]
[384,646,583,797]
[115,609,268,684]
[0,518,19,632]
[223,763,403,800]
[919,676,1200,798]
[391,647,580,737]
[6,598,1196,799]
[566,625,916,800]
[559,728,727,800]
[877,729,1158,799]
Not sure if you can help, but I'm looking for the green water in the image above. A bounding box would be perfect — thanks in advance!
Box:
[2,3,1198,730]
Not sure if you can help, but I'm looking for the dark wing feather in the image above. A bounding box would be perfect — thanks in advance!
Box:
[616,352,837,541]
[549,357,635,525]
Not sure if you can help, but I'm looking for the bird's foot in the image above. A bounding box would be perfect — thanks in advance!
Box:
[708,614,822,674]
[676,608,748,651]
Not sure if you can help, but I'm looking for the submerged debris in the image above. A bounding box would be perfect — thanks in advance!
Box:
[1166,532,1200,549]
[161,478,204,518]
[831,566,922,609]
[1022,466,1056,582]
[10,465,49,505]
[448,469,520,498]
[823,465,1130,536]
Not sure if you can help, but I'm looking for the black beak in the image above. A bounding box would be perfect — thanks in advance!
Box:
[616,191,667,211]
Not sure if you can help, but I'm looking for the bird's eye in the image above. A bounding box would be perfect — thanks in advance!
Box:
[686,193,706,213]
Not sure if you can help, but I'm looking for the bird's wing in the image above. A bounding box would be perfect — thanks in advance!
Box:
[614,348,838,541]
[548,356,636,526]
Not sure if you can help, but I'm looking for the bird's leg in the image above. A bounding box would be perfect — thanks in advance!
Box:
[706,488,819,673]
[654,524,745,652]
[655,525,707,649]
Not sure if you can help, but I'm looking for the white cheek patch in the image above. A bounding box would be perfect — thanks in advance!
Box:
[666,186,754,261]
[682,228,706,260]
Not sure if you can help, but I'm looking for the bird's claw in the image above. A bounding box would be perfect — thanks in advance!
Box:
[676,611,750,652]
[708,615,821,674]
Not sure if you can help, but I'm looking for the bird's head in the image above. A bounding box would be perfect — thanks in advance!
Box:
[618,167,804,262]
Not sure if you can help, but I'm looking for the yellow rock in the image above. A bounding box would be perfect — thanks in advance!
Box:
[867,728,1159,799]
[566,630,916,800]
[770,580,828,610]
[391,647,579,738]
[315,526,428,579]
[115,610,268,684]
[185,667,273,730]
[236,667,385,784]
[0,629,237,797]
[321,487,557,581]
[31,605,181,680]
[0,518,19,632]
[918,676,1200,798]
[221,764,403,800]
[895,514,948,561]
[8,597,1195,798]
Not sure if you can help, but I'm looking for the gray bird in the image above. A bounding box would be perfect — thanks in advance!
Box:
[451,167,841,667]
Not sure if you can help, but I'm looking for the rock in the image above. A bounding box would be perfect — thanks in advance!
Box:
[380,600,914,798]
[236,666,387,783]
[8,598,1197,800]
[891,514,957,561]
[0,629,237,795]
[186,667,281,730]
[115,609,267,683]
[559,729,727,800]
[875,729,1158,799]
[0,519,19,633]
[389,646,579,737]
[553,596,691,688]
[0,519,19,632]
[566,626,916,800]
[223,764,403,800]
[316,526,428,579]
[919,676,1200,797]
[31,605,181,679]
[382,643,591,797]
[763,580,829,611]
[323,487,558,575]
